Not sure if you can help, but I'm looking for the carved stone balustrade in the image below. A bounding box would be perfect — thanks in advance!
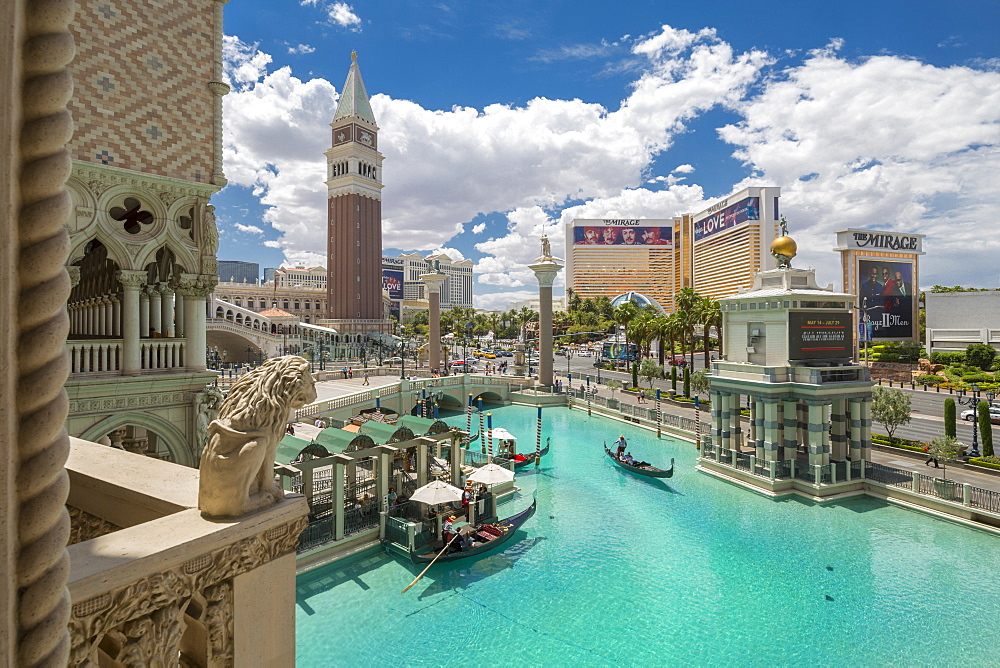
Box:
[66,437,308,667]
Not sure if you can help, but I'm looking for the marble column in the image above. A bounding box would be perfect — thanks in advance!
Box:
[782,399,799,460]
[160,284,175,337]
[140,289,150,337]
[762,398,781,461]
[102,296,112,336]
[806,401,829,466]
[149,285,162,334]
[830,398,848,461]
[117,271,146,375]
[420,271,446,375]
[860,397,873,461]
[179,275,214,371]
[175,290,185,336]
[112,295,121,337]
[528,251,564,389]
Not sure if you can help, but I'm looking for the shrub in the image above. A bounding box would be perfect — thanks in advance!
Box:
[944,398,956,438]
[879,353,901,363]
[961,372,994,384]
[966,343,997,371]
[916,374,945,385]
[968,457,1000,471]
[930,351,966,365]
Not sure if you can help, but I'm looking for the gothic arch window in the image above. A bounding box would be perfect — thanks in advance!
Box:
[110,196,154,235]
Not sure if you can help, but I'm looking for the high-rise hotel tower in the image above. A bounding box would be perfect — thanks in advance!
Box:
[323,53,390,333]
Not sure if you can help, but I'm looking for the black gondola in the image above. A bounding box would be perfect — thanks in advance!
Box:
[512,443,550,469]
[604,445,674,478]
[410,499,537,564]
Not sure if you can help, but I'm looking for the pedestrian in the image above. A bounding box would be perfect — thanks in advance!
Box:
[347,366,353,379]
[363,371,370,386]
[924,445,940,468]
[285,423,295,436]
[342,366,347,379]
[462,484,472,515]
[639,389,646,404]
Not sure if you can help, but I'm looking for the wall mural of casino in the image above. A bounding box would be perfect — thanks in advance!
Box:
[857,259,915,340]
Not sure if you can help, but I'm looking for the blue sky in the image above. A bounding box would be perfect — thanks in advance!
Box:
[216,0,1000,308]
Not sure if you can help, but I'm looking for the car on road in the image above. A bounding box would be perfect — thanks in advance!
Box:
[451,360,478,372]
[384,357,403,365]
[961,405,1000,423]
[579,350,592,357]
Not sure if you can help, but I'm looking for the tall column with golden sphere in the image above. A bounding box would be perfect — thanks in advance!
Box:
[528,236,563,388]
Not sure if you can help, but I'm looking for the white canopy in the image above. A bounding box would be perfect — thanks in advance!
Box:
[409,480,463,506]
[491,427,517,441]
[467,463,516,485]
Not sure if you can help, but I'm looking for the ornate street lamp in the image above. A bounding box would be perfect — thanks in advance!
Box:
[958,384,998,458]
[565,348,574,388]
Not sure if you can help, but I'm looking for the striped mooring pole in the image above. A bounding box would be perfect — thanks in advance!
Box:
[466,393,473,436]
[656,388,662,439]
[487,412,494,460]
[535,404,542,468]
[478,398,485,453]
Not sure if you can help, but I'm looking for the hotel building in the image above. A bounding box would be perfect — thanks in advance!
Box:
[565,186,782,311]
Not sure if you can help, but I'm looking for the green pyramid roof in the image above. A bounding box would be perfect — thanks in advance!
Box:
[333,52,376,125]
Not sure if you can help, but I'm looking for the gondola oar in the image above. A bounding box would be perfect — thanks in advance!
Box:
[401,532,461,593]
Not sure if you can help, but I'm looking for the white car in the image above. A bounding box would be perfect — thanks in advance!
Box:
[962,406,1000,423]
[579,350,593,357]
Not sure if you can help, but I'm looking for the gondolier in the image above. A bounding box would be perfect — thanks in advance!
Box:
[616,435,627,458]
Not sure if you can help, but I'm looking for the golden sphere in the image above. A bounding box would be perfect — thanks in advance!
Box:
[770,235,797,259]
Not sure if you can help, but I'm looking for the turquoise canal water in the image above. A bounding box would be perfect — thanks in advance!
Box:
[296,405,1000,666]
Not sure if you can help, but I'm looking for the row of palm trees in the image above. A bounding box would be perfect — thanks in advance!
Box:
[612,288,722,379]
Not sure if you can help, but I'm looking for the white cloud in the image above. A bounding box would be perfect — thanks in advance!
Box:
[719,51,1000,287]
[222,36,272,88]
[288,43,316,55]
[472,222,486,234]
[221,27,767,271]
[474,289,539,311]
[672,164,695,173]
[328,2,361,30]
[430,247,466,261]
[234,223,264,235]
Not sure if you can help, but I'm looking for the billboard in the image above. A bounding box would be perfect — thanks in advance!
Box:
[788,311,853,360]
[694,196,760,242]
[382,269,403,301]
[573,224,672,248]
[857,259,915,340]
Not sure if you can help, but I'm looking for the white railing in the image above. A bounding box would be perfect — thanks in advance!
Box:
[68,339,122,374]
[140,338,186,370]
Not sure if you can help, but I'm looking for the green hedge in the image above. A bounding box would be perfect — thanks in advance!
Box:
[916,374,945,385]
[872,433,928,453]
[931,351,966,365]
[968,457,1000,471]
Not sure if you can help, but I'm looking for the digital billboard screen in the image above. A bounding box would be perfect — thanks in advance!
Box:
[857,259,915,340]
[572,225,673,248]
[382,269,403,301]
[694,196,760,241]
[788,311,852,360]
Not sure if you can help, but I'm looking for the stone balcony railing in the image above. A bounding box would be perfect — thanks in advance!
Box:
[66,437,308,667]
[67,338,188,375]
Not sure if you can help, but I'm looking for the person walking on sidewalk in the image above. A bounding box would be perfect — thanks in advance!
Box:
[924,445,940,468]
[363,371,370,386]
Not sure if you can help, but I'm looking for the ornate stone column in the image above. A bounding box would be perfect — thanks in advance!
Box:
[139,288,150,337]
[782,399,799,460]
[117,271,146,375]
[149,285,162,334]
[102,295,112,336]
[420,270,446,374]
[806,400,829,466]
[527,237,563,388]
[178,274,216,371]
[111,294,121,337]
[7,0,78,662]
[160,283,175,337]
[174,290,185,337]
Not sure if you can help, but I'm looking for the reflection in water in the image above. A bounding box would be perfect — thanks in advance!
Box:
[416,536,546,600]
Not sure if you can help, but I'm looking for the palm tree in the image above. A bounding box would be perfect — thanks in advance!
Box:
[674,287,701,367]
[697,297,722,366]
[613,300,640,384]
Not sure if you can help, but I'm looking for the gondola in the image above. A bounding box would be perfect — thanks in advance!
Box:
[604,444,674,478]
[512,442,550,469]
[410,499,537,564]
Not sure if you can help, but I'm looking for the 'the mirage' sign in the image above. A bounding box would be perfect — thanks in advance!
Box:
[836,229,924,254]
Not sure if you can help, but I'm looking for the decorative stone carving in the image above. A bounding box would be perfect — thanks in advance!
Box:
[68,515,307,665]
[541,234,551,258]
[200,202,219,256]
[68,506,123,545]
[194,386,225,455]
[198,356,317,518]
[204,581,234,665]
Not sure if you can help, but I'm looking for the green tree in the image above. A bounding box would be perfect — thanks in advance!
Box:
[871,386,912,440]
[639,358,662,388]
[671,366,678,393]
[675,287,701,367]
[683,366,691,398]
[690,370,711,397]
[943,398,957,438]
[927,435,963,479]
[696,297,721,366]
[978,401,995,457]
[966,343,997,371]
[605,379,621,397]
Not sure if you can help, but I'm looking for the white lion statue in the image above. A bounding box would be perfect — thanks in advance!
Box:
[198,356,317,518]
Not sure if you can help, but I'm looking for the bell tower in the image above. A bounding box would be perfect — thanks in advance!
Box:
[323,52,387,332]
